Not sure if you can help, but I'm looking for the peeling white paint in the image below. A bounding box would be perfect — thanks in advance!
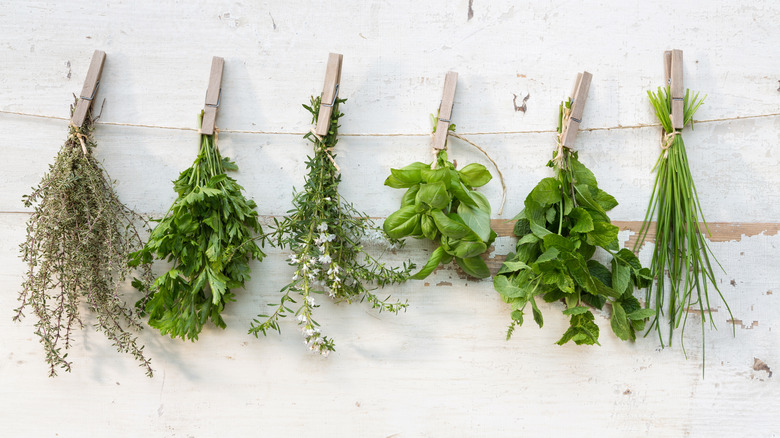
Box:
[0,1,778,437]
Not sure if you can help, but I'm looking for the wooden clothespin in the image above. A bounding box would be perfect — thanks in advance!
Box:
[201,56,225,136]
[71,50,106,127]
[315,53,343,136]
[432,71,458,150]
[664,49,684,130]
[561,71,592,147]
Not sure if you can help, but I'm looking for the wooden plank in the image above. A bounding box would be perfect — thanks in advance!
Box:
[432,71,458,150]
[200,56,224,135]
[670,49,684,129]
[70,50,106,127]
[561,71,592,147]
[314,53,343,136]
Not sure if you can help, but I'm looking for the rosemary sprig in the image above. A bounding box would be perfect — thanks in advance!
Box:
[250,96,413,355]
[15,101,155,377]
[635,86,734,366]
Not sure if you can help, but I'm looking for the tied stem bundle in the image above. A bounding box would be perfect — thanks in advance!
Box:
[130,112,266,341]
[494,98,654,345]
[635,87,734,365]
[15,100,155,377]
[250,97,412,355]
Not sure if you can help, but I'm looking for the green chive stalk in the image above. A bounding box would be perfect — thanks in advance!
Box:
[635,86,734,366]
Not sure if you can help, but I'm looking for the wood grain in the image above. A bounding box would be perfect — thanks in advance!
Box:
[561,71,592,147]
[70,50,105,127]
[314,53,343,136]
[432,71,458,150]
[200,56,224,135]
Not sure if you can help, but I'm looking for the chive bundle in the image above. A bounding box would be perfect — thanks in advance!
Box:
[635,86,734,364]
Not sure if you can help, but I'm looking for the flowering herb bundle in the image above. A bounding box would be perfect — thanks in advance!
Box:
[129,113,265,341]
[384,120,496,279]
[636,86,733,359]
[250,97,412,355]
[494,99,654,345]
[15,103,155,377]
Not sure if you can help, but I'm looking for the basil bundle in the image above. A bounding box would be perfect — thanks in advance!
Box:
[494,99,654,345]
[130,113,265,341]
[384,148,496,279]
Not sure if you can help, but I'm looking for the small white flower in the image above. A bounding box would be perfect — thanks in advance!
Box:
[317,222,328,232]
[327,234,336,242]
[292,273,300,281]
[319,254,332,264]
[324,197,331,202]
[297,314,307,324]
[318,245,326,253]
[314,237,323,245]
[288,254,298,263]
[307,296,316,306]
[328,290,336,298]
[321,350,330,358]
[305,328,315,337]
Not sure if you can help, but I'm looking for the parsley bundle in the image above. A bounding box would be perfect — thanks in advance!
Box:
[494,99,654,345]
[250,97,412,355]
[384,121,496,279]
[15,103,155,376]
[130,113,265,341]
[636,86,733,359]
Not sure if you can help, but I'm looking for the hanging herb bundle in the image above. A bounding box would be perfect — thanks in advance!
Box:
[383,119,497,279]
[15,101,155,377]
[129,113,265,341]
[635,86,733,357]
[494,98,655,345]
[250,96,413,355]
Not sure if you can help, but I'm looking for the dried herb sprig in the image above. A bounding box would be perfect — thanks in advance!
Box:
[15,101,155,377]
[635,87,734,362]
[250,97,413,355]
[494,98,655,345]
[130,113,266,341]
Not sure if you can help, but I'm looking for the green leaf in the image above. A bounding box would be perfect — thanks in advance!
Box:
[390,168,423,187]
[453,240,488,259]
[457,196,492,242]
[562,306,589,316]
[610,301,631,341]
[588,221,619,248]
[430,209,472,239]
[592,188,618,211]
[421,214,437,241]
[494,275,526,298]
[570,156,598,187]
[530,298,544,328]
[531,177,562,206]
[499,260,531,273]
[458,163,493,187]
[400,185,420,206]
[611,258,631,295]
[569,207,594,233]
[456,255,490,278]
[383,205,419,239]
[411,246,445,280]
[513,218,531,237]
[587,260,612,288]
[421,167,447,183]
[627,309,656,320]
[542,233,575,252]
[416,181,450,209]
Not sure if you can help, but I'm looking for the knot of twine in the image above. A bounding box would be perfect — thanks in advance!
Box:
[68,123,89,156]
[661,130,681,157]
[310,128,341,175]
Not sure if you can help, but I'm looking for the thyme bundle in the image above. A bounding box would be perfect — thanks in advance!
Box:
[636,86,733,359]
[15,102,155,377]
[250,97,412,355]
[130,113,265,340]
[384,120,496,279]
[494,98,654,345]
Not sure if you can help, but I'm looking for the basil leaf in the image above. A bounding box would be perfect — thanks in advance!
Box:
[458,163,493,187]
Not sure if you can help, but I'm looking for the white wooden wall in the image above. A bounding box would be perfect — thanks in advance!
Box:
[1,1,778,436]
